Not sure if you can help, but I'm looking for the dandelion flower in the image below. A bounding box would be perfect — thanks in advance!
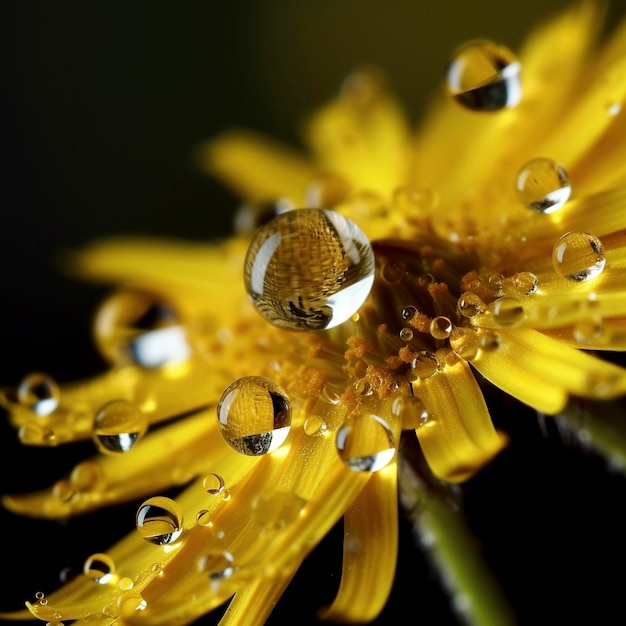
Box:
[3,1,626,625]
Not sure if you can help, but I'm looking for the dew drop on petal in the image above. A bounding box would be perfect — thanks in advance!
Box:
[217,376,291,456]
[516,158,571,213]
[458,292,485,317]
[492,296,525,327]
[196,509,212,527]
[399,327,414,341]
[430,316,453,339]
[197,551,235,581]
[202,473,225,495]
[401,305,418,321]
[83,553,115,584]
[447,39,521,111]
[70,460,104,493]
[512,271,538,295]
[552,232,606,282]
[408,351,439,381]
[93,289,191,367]
[479,331,501,351]
[336,414,396,472]
[304,414,328,436]
[17,372,60,416]
[136,496,184,545]
[243,208,375,331]
[93,399,148,454]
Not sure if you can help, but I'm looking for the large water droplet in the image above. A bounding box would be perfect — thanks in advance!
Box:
[516,158,571,213]
[83,553,115,584]
[93,289,191,367]
[336,414,396,472]
[430,316,453,339]
[447,40,521,111]
[244,208,375,331]
[512,271,538,295]
[217,376,291,456]
[491,296,525,327]
[136,496,184,545]
[552,232,606,282]
[93,399,148,454]
[17,372,60,416]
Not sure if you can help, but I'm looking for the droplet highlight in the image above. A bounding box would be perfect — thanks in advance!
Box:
[516,158,571,213]
[430,316,453,339]
[93,399,148,454]
[447,40,521,111]
[17,372,60,416]
[217,376,292,456]
[244,208,375,330]
[83,553,115,584]
[336,414,396,472]
[136,496,184,545]
[552,232,606,282]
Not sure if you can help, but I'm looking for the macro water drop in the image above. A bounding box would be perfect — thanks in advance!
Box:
[244,208,375,330]
[217,376,291,456]
[93,399,148,454]
[136,496,184,545]
[516,157,571,213]
[83,553,115,584]
[336,414,396,472]
[552,232,606,282]
[17,372,60,416]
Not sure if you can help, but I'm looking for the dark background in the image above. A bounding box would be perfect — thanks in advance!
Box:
[2,1,626,624]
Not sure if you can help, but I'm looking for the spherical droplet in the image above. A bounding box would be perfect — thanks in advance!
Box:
[492,296,525,328]
[399,327,414,342]
[552,232,606,282]
[93,289,191,368]
[458,292,485,317]
[202,473,225,495]
[336,414,396,472]
[93,399,148,454]
[408,351,439,381]
[512,271,538,295]
[303,414,328,436]
[217,376,291,456]
[516,158,571,213]
[136,496,184,545]
[430,316,453,339]
[17,372,60,416]
[401,305,418,321]
[83,553,115,584]
[243,208,375,331]
[197,551,235,581]
[447,40,521,111]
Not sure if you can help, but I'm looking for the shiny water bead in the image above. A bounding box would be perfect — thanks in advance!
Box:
[399,327,414,341]
[401,305,418,321]
[17,372,60,416]
[303,414,328,436]
[512,271,538,295]
[197,550,235,581]
[93,289,190,368]
[516,158,571,213]
[447,40,521,111]
[83,553,115,584]
[458,292,485,317]
[408,351,439,380]
[93,399,148,454]
[202,473,225,495]
[430,316,453,339]
[552,232,606,282]
[479,331,501,351]
[243,208,375,331]
[449,328,480,361]
[217,376,291,456]
[136,496,184,545]
[336,414,396,472]
[492,296,525,327]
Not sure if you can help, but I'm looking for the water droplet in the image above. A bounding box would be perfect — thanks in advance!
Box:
[458,292,485,317]
[552,232,606,282]
[202,473,225,495]
[197,551,235,581]
[17,372,60,416]
[336,414,396,472]
[479,331,501,351]
[136,496,184,545]
[244,209,375,331]
[430,316,453,339]
[449,328,480,360]
[196,509,212,527]
[118,577,134,591]
[93,399,148,454]
[118,592,147,615]
[251,491,306,529]
[52,479,75,503]
[381,261,406,284]
[447,40,521,111]
[83,553,115,584]
[70,460,103,493]
[304,414,328,436]
[408,351,439,381]
[516,158,571,213]
[512,271,538,295]
[401,305,418,321]
[492,296,525,327]
[217,376,291,456]
[93,289,191,367]
[399,327,414,341]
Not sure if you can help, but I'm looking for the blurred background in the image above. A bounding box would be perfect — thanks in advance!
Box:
[1,1,626,624]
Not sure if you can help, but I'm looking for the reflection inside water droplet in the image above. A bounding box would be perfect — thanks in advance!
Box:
[516,158,571,213]
[244,209,375,331]
[136,496,184,545]
[552,232,606,282]
[336,414,396,472]
[93,399,148,454]
[197,550,235,581]
[217,376,292,456]
[202,473,225,495]
[447,39,521,111]
[83,553,115,584]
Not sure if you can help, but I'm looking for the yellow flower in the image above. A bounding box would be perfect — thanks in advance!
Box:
[3,1,626,624]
